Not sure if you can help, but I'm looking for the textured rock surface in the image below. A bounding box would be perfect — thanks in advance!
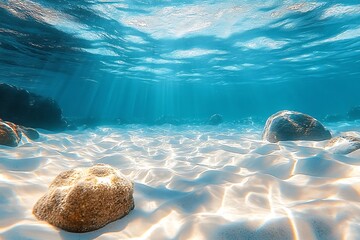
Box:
[325,133,360,154]
[0,120,22,147]
[0,83,68,131]
[263,110,332,143]
[33,164,134,233]
[209,114,223,125]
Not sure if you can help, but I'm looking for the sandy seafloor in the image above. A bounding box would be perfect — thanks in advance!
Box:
[1,122,360,240]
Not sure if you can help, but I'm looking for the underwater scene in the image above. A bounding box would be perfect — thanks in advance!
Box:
[1,0,360,239]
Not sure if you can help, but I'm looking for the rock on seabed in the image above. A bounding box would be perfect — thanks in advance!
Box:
[33,164,134,233]
[0,120,22,147]
[325,133,360,154]
[209,114,223,125]
[263,110,332,143]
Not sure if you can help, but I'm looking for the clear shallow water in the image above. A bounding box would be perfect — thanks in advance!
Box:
[0,0,359,122]
[1,1,360,239]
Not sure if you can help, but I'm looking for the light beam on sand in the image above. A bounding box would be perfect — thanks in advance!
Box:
[140,210,181,239]
[283,207,300,240]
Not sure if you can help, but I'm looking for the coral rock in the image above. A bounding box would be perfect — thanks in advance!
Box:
[33,164,134,233]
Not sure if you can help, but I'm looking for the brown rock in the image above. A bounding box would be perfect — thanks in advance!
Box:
[33,164,134,232]
[0,120,22,147]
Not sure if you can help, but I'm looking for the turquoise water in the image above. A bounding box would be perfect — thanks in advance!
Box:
[0,0,359,123]
[1,2,360,238]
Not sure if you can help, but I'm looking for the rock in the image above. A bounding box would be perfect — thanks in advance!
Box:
[209,114,223,125]
[19,126,40,140]
[0,120,22,147]
[0,83,68,131]
[325,133,360,154]
[263,110,332,143]
[324,114,344,123]
[0,119,40,146]
[33,164,134,233]
[348,106,360,120]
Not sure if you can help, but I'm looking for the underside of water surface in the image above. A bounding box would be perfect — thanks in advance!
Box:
[1,1,360,240]
[0,0,359,123]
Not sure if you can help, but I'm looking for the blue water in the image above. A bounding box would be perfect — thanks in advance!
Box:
[0,0,359,123]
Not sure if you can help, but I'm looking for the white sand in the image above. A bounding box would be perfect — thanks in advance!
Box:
[1,123,360,240]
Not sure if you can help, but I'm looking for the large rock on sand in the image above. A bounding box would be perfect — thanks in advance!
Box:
[263,110,332,143]
[0,83,68,131]
[33,164,134,233]
[0,120,22,147]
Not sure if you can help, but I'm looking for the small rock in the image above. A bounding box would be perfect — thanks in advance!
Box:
[0,120,22,147]
[209,114,223,125]
[33,164,134,233]
[19,126,40,140]
[325,133,360,154]
[263,110,332,143]
[348,106,360,120]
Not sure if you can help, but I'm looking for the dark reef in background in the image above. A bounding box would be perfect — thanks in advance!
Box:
[0,83,69,131]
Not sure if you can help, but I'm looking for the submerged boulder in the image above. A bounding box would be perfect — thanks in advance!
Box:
[33,164,134,233]
[209,114,223,125]
[325,133,360,154]
[0,120,22,147]
[263,110,332,143]
[348,106,360,120]
[0,83,67,131]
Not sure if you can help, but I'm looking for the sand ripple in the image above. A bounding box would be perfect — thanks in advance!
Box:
[1,123,360,239]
